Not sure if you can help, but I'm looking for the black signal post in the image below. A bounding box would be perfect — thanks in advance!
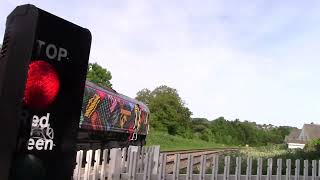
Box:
[0,4,91,180]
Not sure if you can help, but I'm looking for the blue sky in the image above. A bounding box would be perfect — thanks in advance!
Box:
[1,0,320,127]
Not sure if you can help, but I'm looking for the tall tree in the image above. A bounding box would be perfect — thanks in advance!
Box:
[136,85,192,136]
[87,62,112,88]
[136,88,152,106]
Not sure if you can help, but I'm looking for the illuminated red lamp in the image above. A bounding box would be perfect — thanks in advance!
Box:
[23,60,60,109]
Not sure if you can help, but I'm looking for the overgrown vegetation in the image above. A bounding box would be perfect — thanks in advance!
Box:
[222,140,320,162]
[136,85,293,146]
[240,144,288,158]
[222,142,320,175]
[87,62,293,148]
[146,128,229,151]
[274,139,320,161]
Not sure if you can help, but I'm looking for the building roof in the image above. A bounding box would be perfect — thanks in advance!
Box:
[285,128,304,143]
[303,123,320,140]
[286,124,320,144]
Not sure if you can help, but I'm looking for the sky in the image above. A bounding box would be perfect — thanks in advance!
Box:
[1,0,320,128]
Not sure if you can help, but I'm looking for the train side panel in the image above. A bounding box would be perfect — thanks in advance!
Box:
[79,82,149,136]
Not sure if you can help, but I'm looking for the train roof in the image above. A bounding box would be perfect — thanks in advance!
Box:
[85,80,150,112]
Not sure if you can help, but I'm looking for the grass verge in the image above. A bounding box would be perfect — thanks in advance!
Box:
[146,130,230,151]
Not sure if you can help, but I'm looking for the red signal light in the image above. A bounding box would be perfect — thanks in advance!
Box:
[23,60,60,109]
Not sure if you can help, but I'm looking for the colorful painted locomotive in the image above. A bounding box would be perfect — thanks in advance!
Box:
[77,81,150,149]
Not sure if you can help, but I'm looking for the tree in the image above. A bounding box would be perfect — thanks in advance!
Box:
[136,85,291,145]
[136,85,192,136]
[86,62,112,88]
[136,88,152,106]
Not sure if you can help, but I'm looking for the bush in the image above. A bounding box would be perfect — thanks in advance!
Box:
[181,128,195,139]
[304,138,320,152]
[199,129,212,142]
[167,123,178,135]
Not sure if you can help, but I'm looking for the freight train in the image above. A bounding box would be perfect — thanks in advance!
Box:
[76,81,150,150]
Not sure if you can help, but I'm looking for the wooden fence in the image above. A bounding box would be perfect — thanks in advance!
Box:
[73,146,320,180]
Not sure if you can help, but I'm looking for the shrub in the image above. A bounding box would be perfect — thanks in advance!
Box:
[304,138,320,152]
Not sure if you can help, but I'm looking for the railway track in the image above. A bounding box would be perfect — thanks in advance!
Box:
[161,147,238,154]
[161,148,238,173]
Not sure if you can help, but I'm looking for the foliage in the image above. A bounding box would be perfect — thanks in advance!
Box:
[136,84,292,146]
[224,144,320,175]
[86,62,112,88]
[239,144,288,158]
[191,117,292,146]
[304,138,320,152]
[136,85,192,136]
[136,88,152,106]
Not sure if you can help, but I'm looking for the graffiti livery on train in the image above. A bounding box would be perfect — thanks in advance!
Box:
[79,81,149,135]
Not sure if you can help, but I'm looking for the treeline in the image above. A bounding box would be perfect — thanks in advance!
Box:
[192,117,292,146]
[85,62,293,146]
[136,85,293,146]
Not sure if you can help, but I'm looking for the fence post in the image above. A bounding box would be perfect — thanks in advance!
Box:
[173,154,181,180]
[277,159,283,180]
[100,149,109,180]
[127,146,139,173]
[186,154,194,180]
[246,157,252,180]
[143,152,150,180]
[224,156,231,180]
[152,145,160,175]
[295,159,300,180]
[211,155,219,180]
[158,153,167,180]
[312,160,316,180]
[199,155,207,180]
[92,149,101,180]
[128,151,138,180]
[235,157,242,180]
[73,150,83,180]
[256,158,262,180]
[140,146,146,173]
[121,147,128,173]
[84,150,93,180]
[267,158,273,180]
[286,159,291,180]
[128,151,134,180]
[318,160,320,178]
[304,160,308,180]
[143,152,153,180]
[136,146,140,174]
[108,148,122,180]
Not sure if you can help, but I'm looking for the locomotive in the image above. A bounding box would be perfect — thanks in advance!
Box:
[77,81,150,150]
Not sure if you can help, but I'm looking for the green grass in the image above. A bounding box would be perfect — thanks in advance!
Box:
[239,144,288,158]
[146,130,230,151]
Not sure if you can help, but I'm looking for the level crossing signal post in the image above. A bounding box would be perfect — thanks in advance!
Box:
[0,4,92,180]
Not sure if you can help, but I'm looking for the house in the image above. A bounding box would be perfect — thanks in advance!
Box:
[285,123,320,149]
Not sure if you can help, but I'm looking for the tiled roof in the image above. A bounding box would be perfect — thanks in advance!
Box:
[285,128,303,143]
[303,124,320,140]
[285,124,320,144]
